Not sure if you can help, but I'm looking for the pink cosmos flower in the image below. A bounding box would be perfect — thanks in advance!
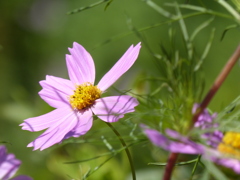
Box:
[0,146,32,180]
[142,104,240,174]
[143,128,240,174]
[21,42,141,151]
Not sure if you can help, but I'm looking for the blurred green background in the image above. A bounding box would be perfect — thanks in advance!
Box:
[0,0,240,179]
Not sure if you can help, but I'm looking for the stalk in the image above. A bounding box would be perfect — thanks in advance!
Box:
[105,122,136,180]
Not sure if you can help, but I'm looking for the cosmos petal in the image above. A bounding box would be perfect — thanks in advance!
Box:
[39,75,74,108]
[0,146,21,180]
[27,110,79,151]
[63,109,93,139]
[66,42,95,84]
[97,42,141,92]
[91,95,139,123]
[143,128,204,154]
[20,106,73,132]
[215,158,240,174]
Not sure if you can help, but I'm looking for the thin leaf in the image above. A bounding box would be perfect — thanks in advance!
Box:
[125,15,164,74]
[190,155,202,180]
[216,0,240,22]
[0,141,11,145]
[94,11,204,48]
[67,0,110,15]
[190,17,215,41]
[202,159,228,180]
[64,152,114,164]
[174,2,193,60]
[166,3,207,12]
[165,3,232,19]
[64,141,143,164]
[221,24,238,41]
[104,0,113,11]
[144,0,175,18]
[84,155,115,178]
[194,28,215,71]
[129,124,138,141]
[150,83,173,96]
[217,95,240,119]
[148,157,200,166]
[199,170,210,180]
[101,135,115,152]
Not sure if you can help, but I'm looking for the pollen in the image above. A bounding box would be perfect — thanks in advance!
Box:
[217,132,240,157]
[69,82,102,110]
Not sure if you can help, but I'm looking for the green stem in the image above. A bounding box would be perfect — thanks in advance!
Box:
[105,122,136,180]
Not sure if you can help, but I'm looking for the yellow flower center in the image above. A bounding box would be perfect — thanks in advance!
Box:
[217,132,240,157]
[69,82,102,110]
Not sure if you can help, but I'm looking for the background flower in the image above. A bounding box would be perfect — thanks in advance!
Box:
[143,104,240,174]
[0,146,32,180]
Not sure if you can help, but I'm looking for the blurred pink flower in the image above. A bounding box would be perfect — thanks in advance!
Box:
[0,146,32,180]
[143,128,240,174]
[21,42,141,151]
[143,104,240,174]
[193,104,223,148]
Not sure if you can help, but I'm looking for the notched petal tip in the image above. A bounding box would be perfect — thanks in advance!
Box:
[20,121,35,132]
[66,42,95,84]
[19,124,27,130]
[135,42,141,48]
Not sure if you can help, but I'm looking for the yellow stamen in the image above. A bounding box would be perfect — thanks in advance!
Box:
[69,82,101,110]
[217,132,240,157]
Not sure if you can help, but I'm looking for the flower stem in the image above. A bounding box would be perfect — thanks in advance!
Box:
[105,122,136,180]
[193,44,240,124]
[163,153,178,180]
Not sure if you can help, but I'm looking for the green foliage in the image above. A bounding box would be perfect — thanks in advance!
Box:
[130,2,217,135]
[202,160,228,180]
[216,95,240,132]
[1,0,240,179]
